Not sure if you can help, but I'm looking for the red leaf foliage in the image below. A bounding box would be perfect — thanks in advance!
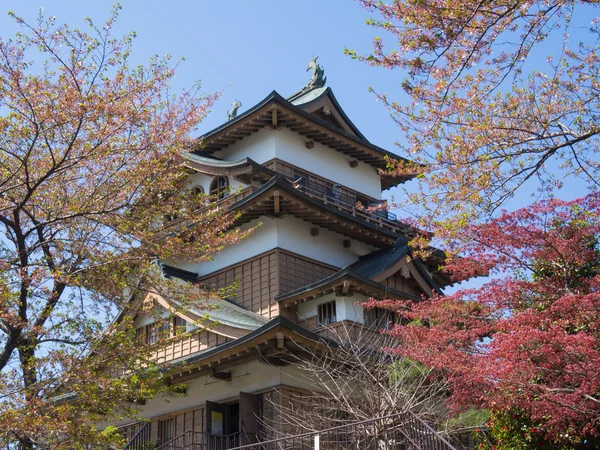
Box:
[377,193,600,439]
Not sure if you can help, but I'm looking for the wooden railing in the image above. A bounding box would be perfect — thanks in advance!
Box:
[266,159,411,236]
[121,413,455,450]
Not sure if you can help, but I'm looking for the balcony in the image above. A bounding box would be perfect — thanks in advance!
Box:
[266,160,408,236]
[164,160,413,239]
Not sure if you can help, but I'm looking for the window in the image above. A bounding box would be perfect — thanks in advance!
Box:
[172,315,187,336]
[209,176,228,199]
[157,418,175,445]
[318,301,337,325]
[364,308,398,330]
[138,321,170,344]
[191,186,204,195]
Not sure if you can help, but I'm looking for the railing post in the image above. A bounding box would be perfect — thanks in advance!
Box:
[313,434,320,450]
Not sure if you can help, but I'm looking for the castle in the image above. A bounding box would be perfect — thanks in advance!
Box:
[117,59,451,448]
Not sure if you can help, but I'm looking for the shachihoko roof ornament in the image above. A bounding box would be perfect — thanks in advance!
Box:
[226,100,242,121]
[303,56,326,92]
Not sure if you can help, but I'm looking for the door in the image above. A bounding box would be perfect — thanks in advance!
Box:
[239,392,260,445]
[206,401,228,450]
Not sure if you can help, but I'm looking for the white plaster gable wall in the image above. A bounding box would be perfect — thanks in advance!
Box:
[274,128,381,199]
[133,312,160,328]
[186,172,213,194]
[296,293,368,324]
[276,215,376,268]
[186,172,245,196]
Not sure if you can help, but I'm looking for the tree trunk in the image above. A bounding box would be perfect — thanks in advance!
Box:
[18,340,38,450]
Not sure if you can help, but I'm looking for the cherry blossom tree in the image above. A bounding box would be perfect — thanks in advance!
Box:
[0,6,246,448]
[351,0,599,221]
[368,193,600,446]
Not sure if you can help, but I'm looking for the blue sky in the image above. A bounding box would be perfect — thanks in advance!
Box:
[0,1,406,149]
[0,0,592,214]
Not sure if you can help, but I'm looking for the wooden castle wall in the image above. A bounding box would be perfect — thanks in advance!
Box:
[154,331,231,365]
[380,272,422,297]
[199,249,339,319]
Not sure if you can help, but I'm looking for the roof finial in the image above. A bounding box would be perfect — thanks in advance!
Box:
[303,56,326,92]
[226,100,242,121]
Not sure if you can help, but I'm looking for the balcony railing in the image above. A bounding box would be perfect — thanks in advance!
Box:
[122,412,455,450]
[229,411,456,450]
[163,162,411,237]
[153,432,245,450]
[122,421,154,449]
[265,159,407,236]
[289,179,405,235]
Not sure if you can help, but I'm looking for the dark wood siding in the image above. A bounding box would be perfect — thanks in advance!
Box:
[380,272,422,297]
[199,251,280,318]
[278,251,338,295]
[154,331,231,364]
[199,250,339,319]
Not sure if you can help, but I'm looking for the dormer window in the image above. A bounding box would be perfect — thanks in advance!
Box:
[191,186,204,196]
[210,176,228,200]
[318,301,337,325]
[364,308,398,330]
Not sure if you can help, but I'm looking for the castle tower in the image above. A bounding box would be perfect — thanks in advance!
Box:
[118,61,451,448]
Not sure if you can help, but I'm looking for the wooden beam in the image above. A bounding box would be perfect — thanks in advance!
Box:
[272,106,278,128]
[342,280,351,295]
[274,190,280,215]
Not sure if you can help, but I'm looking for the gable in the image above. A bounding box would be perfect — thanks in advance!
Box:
[290,87,366,139]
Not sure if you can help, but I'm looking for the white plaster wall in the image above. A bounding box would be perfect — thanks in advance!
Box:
[173,216,376,277]
[297,293,337,320]
[274,128,381,199]
[211,128,382,199]
[276,216,376,268]
[186,173,245,196]
[337,294,368,324]
[212,128,276,163]
[297,293,368,324]
[173,218,277,276]
[111,359,316,426]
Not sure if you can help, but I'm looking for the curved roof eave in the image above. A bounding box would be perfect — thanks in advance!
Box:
[173,315,337,368]
[228,176,400,241]
[274,266,423,304]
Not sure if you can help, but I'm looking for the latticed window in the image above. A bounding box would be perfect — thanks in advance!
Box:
[364,307,398,330]
[172,315,187,335]
[137,320,170,344]
[318,301,337,325]
[209,176,228,199]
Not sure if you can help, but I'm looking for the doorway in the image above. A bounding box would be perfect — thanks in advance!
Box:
[206,392,260,448]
